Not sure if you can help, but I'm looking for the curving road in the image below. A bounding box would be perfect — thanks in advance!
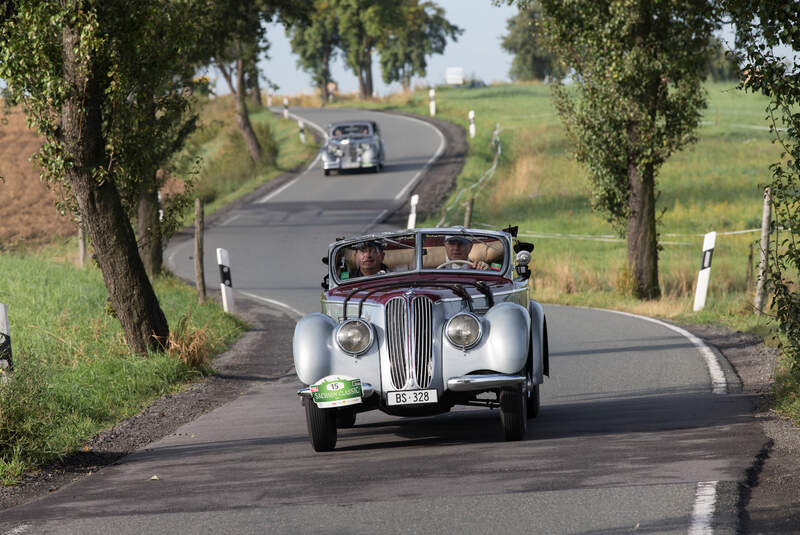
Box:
[0,108,766,534]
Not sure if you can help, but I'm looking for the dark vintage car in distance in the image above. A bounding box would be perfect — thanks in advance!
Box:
[293,227,548,451]
[320,120,385,175]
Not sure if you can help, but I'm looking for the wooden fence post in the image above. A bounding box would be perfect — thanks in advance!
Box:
[754,187,771,315]
[194,198,206,304]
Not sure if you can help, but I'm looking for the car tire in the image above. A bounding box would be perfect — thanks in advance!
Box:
[324,169,330,176]
[371,165,379,173]
[500,387,527,441]
[527,384,540,419]
[303,397,337,451]
[336,407,357,428]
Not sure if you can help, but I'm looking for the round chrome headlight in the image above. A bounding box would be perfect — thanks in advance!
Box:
[445,313,482,349]
[335,319,373,355]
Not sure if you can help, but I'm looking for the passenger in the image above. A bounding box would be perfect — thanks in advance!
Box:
[353,241,389,277]
[443,235,489,270]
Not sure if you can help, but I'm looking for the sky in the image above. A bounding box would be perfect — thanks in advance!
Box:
[207,3,796,98]
[213,0,519,97]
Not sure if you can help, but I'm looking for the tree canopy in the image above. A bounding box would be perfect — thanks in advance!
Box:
[722,0,800,379]
[500,2,561,81]
[533,0,718,299]
[0,0,207,352]
[378,0,462,91]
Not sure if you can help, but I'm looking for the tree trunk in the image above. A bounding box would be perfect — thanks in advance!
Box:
[365,47,373,98]
[626,127,660,299]
[356,62,367,100]
[137,172,162,276]
[62,25,169,354]
[251,71,262,108]
[320,50,330,106]
[219,51,263,164]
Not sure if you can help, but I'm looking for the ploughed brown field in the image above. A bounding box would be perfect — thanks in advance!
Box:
[0,106,77,251]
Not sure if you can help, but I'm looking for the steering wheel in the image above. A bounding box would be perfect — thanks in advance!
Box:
[437,259,473,269]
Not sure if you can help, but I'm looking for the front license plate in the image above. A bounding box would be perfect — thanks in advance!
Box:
[386,389,438,406]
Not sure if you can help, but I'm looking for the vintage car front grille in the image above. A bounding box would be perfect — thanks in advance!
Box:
[348,144,357,161]
[385,296,434,390]
[386,298,407,389]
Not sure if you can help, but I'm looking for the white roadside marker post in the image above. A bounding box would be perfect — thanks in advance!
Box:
[217,248,234,314]
[468,110,475,139]
[693,231,717,311]
[407,194,419,229]
[0,302,13,376]
[267,92,272,107]
[429,88,436,117]
[283,97,289,120]
[299,120,306,144]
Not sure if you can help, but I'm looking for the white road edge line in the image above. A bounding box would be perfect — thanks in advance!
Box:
[238,291,305,319]
[590,307,728,394]
[689,480,718,535]
[219,213,242,227]
[256,110,327,205]
[393,114,446,201]
[580,307,726,533]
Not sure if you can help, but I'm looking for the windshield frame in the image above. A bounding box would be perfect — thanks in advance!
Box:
[328,229,512,287]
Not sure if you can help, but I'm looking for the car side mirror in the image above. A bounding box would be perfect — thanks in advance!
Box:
[321,274,329,290]
[515,250,531,281]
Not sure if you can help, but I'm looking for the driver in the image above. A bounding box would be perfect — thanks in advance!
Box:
[353,241,389,277]
[442,235,489,270]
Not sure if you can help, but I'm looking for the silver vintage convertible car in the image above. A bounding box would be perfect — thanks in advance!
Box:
[320,120,385,175]
[293,227,549,451]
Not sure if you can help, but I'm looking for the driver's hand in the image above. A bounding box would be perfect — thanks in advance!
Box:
[472,261,489,270]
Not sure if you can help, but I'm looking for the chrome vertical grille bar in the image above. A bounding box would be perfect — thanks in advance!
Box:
[386,298,407,389]
[413,296,434,388]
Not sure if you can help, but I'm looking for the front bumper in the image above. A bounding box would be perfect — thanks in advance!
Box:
[446,374,527,392]
[297,375,526,399]
[321,157,377,170]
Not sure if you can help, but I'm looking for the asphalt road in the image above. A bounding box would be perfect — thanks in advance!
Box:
[0,108,766,534]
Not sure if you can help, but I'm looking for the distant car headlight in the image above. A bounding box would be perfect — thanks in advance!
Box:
[336,319,373,355]
[445,313,482,349]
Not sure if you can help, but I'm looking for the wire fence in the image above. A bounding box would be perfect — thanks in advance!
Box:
[436,123,503,227]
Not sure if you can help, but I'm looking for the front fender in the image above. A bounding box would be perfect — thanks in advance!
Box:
[292,313,382,389]
[528,300,547,384]
[442,302,530,381]
[293,313,336,385]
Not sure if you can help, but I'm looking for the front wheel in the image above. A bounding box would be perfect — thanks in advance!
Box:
[336,407,357,428]
[528,384,540,419]
[303,398,337,451]
[500,387,527,441]
[323,169,330,176]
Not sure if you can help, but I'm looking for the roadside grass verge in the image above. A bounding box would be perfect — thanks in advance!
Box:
[302,82,798,419]
[0,95,318,485]
[0,245,246,484]
[172,95,318,218]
